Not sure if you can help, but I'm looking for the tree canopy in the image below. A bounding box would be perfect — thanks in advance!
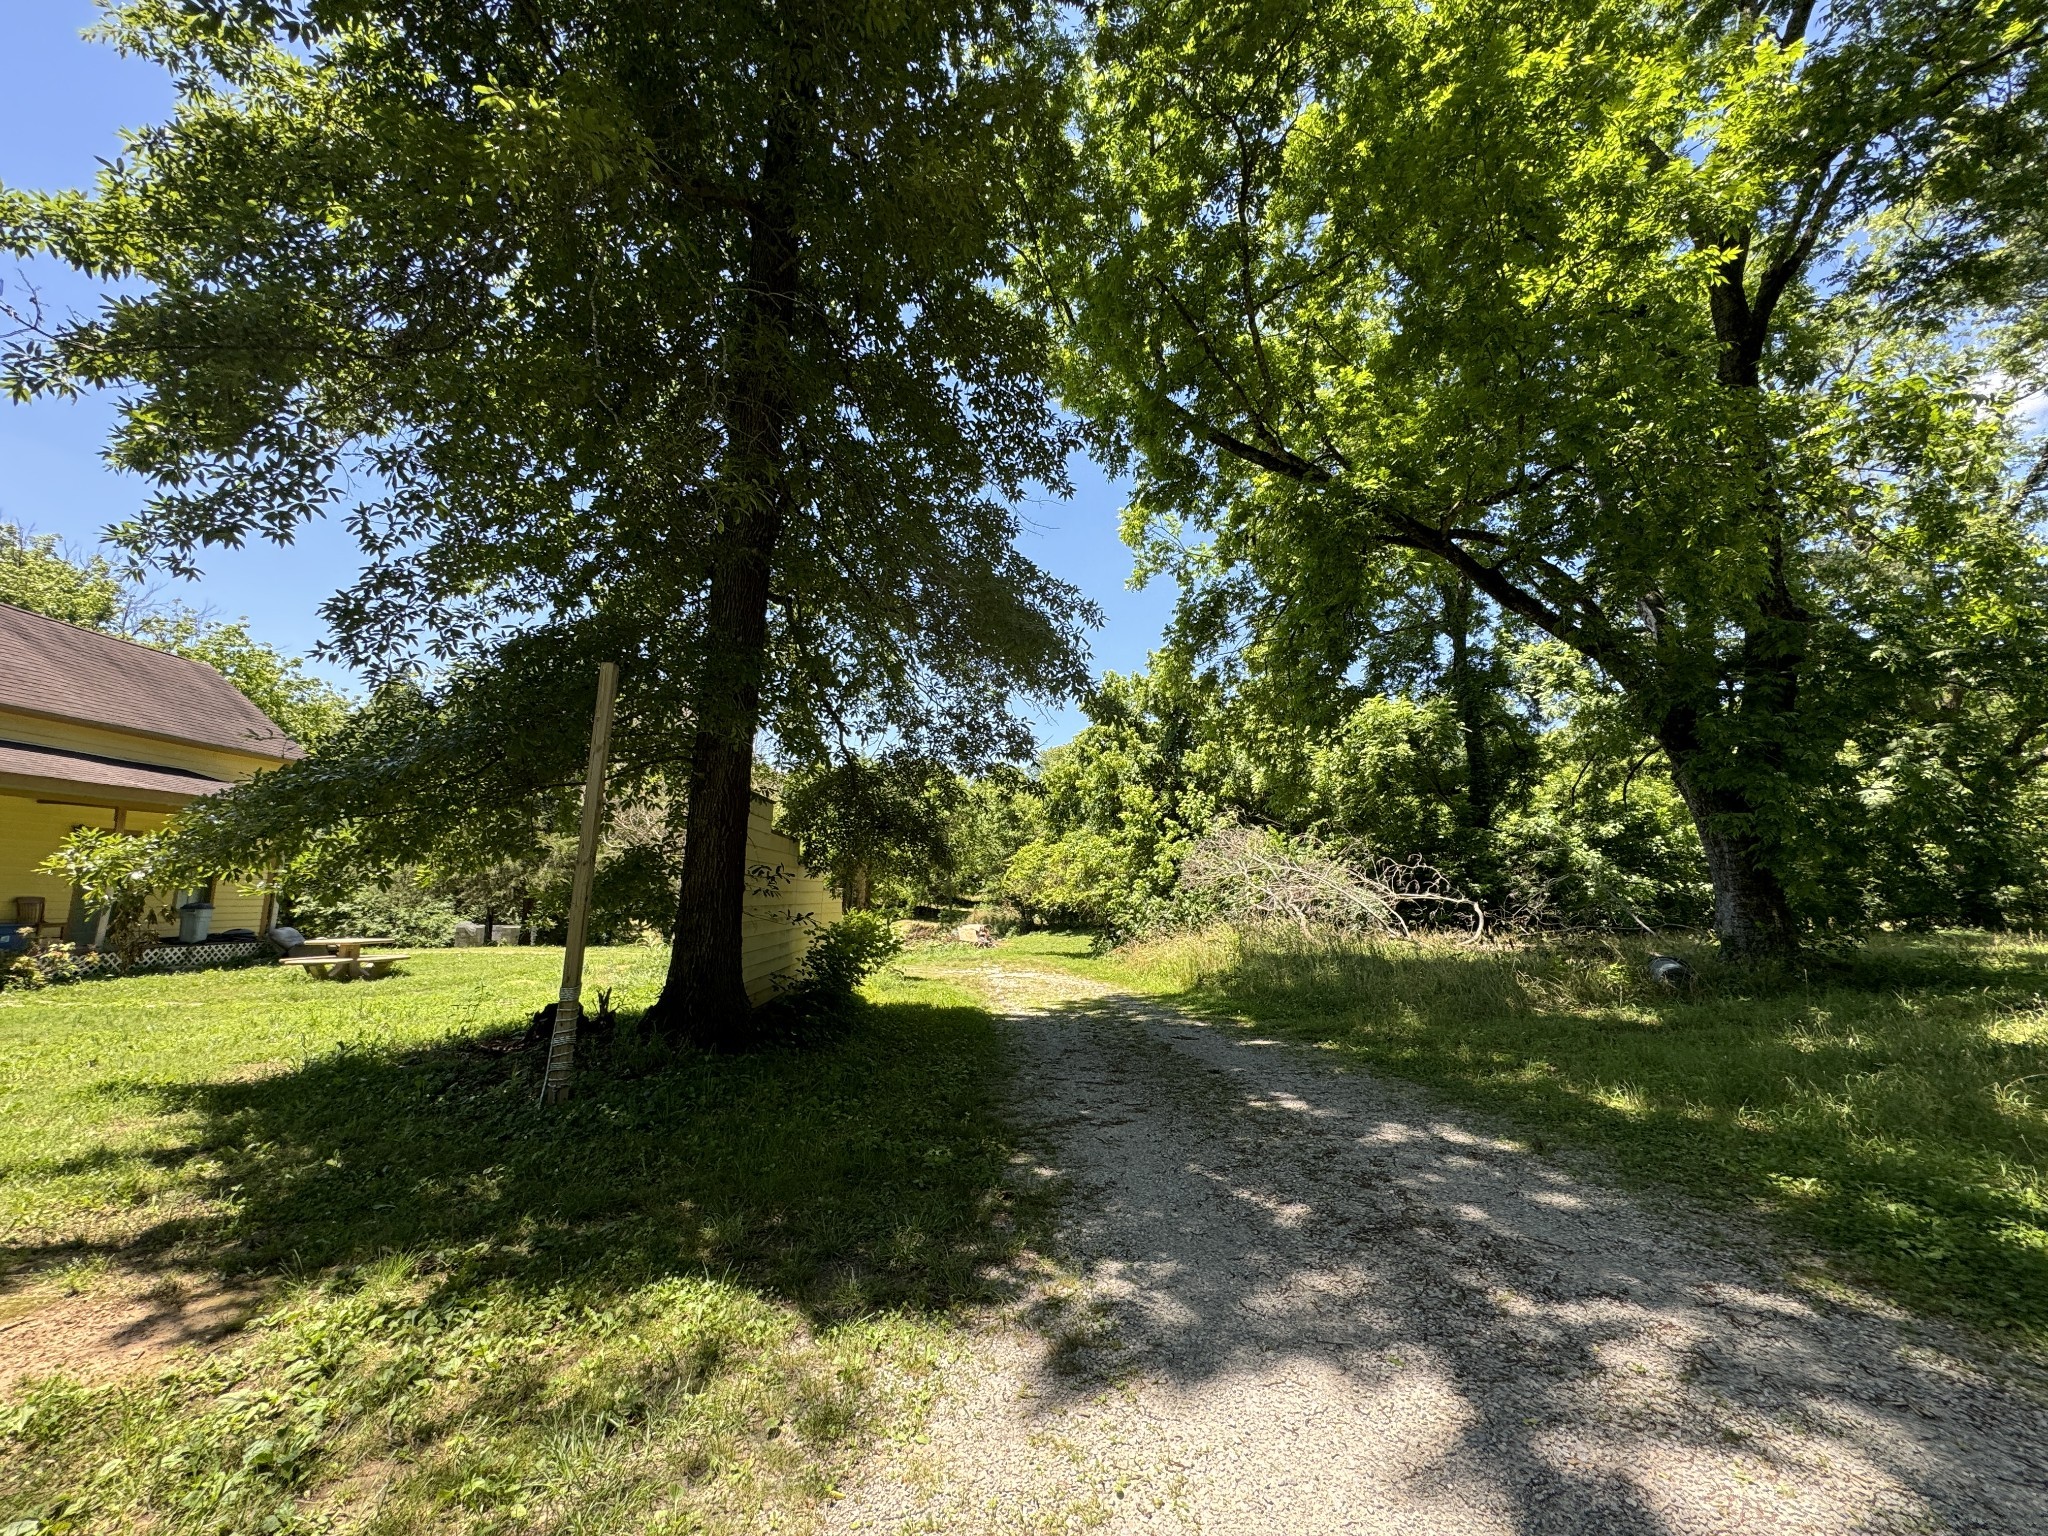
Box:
[8,0,2046,977]
[4,0,1094,1035]
[778,755,962,912]
[1029,0,2048,957]
[0,523,126,628]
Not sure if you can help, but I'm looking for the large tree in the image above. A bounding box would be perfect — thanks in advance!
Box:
[1032,0,2048,958]
[3,0,1091,1038]
[779,755,961,911]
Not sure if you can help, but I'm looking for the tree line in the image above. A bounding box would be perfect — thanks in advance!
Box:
[3,0,2044,1035]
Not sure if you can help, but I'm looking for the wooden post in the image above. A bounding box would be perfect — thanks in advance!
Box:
[541,661,620,1105]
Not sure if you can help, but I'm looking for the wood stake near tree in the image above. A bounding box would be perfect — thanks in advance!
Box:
[541,660,619,1106]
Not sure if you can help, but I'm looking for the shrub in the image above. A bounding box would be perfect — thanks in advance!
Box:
[795,910,904,1002]
[287,874,462,947]
[36,827,193,964]
[1,942,124,990]
[1001,830,1139,930]
[756,911,905,1043]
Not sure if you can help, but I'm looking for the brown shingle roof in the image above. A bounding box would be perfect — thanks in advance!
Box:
[0,739,234,802]
[0,603,299,759]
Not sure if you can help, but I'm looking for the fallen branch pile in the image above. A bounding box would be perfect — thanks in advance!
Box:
[1176,822,1487,939]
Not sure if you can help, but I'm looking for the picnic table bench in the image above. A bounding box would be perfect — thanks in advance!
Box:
[278,937,411,980]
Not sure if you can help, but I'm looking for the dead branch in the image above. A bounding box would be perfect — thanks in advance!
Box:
[1176,822,1487,940]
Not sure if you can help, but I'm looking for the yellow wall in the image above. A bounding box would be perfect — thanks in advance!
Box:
[0,706,283,784]
[0,706,279,943]
[0,795,271,940]
[0,798,116,930]
[740,797,842,1004]
[206,884,271,935]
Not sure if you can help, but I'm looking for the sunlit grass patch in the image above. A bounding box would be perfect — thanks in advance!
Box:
[8,1257,947,1535]
[1083,926,2048,1351]
[1,949,1039,1534]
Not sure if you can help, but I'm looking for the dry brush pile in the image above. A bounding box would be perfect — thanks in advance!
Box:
[1173,822,1490,942]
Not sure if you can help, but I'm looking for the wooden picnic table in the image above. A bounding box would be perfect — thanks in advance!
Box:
[299,936,399,955]
[279,936,411,980]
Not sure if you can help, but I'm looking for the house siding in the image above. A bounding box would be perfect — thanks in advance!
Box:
[741,797,841,1004]
[0,799,116,928]
[0,709,283,785]
[1,706,283,944]
[0,797,269,940]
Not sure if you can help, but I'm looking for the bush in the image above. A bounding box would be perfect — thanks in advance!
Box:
[757,911,904,1042]
[1,942,124,990]
[1001,830,1142,930]
[286,874,462,947]
[36,827,191,964]
[794,910,904,1002]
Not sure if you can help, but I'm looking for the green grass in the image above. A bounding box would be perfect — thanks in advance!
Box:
[0,947,1044,1535]
[987,926,2048,1352]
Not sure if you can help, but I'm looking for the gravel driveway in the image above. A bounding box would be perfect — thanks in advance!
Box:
[825,965,2048,1536]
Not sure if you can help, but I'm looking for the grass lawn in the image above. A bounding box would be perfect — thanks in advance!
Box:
[950,927,2048,1354]
[1,947,1044,1535]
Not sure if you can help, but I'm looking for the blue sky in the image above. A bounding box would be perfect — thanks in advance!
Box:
[0,2,1170,748]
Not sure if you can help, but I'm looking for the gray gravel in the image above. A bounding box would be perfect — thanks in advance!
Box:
[824,965,2048,1536]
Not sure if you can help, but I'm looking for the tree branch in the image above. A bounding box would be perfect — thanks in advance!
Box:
[1157,394,1331,482]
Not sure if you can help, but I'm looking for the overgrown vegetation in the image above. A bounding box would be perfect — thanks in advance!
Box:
[1027,0,2048,962]
[1050,927,2048,1349]
[988,651,1719,938]
[281,870,467,950]
[0,948,1043,1534]
[755,911,907,1043]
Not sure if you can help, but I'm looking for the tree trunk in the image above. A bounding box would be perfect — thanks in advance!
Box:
[1659,714,1799,962]
[1681,225,1806,964]
[1444,577,1496,831]
[653,456,789,1048]
[658,611,771,1042]
[651,118,800,1048]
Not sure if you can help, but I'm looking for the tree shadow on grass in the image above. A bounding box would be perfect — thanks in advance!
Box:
[7,998,1039,1324]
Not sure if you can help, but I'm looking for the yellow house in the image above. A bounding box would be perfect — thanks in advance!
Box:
[0,601,295,946]
[1,600,838,990]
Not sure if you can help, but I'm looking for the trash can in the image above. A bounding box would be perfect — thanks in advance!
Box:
[177,901,214,944]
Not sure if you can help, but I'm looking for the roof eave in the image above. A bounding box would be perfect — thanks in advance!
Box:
[0,772,224,813]
[0,701,298,764]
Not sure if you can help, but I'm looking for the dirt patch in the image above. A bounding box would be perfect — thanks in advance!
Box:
[0,1269,263,1387]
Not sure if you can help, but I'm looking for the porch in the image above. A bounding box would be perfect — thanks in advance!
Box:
[1,789,270,951]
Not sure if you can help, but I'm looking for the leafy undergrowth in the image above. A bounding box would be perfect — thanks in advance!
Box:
[982,927,2048,1353]
[0,947,1041,1534]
